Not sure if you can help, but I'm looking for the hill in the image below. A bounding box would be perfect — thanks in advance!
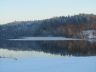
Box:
[0,14,96,40]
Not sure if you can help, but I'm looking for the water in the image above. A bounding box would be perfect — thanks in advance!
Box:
[0,37,96,72]
[0,56,96,72]
[1,39,96,56]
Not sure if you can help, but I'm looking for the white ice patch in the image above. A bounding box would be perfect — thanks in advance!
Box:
[8,37,83,41]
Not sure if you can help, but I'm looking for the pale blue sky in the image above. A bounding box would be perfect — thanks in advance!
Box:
[0,0,96,24]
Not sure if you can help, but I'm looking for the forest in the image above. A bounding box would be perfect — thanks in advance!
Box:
[0,14,96,40]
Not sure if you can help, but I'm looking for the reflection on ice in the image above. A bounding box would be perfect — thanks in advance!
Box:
[0,49,59,58]
[0,39,96,56]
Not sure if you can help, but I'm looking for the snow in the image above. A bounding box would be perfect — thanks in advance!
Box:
[8,37,83,41]
[82,30,96,39]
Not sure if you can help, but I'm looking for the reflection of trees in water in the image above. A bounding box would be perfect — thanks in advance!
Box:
[0,40,96,56]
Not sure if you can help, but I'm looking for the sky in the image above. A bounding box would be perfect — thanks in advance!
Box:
[0,0,96,24]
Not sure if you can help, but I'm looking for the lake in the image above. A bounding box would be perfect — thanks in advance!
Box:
[0,37,96,72]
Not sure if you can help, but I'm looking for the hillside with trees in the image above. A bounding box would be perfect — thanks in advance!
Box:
[0,14,96,40]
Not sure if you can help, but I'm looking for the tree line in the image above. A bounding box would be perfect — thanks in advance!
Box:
[0,14,96,40]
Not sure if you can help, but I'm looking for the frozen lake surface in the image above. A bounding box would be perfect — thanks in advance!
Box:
[0,38,96,72]
[0,49,58,58]
[8,37,96,43]
[9,37,83,41]
[0,49,96,72]
[0,56,96,72]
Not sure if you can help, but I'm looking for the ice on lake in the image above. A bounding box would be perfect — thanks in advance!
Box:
[0,49,96,72]
[0,37,96,72]
[9,37,83,41]
[0,55,96,72]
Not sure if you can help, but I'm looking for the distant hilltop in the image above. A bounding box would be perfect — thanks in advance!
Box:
[0,14,96,40]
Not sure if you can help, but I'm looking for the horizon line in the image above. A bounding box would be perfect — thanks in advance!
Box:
[0,13,95,25]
